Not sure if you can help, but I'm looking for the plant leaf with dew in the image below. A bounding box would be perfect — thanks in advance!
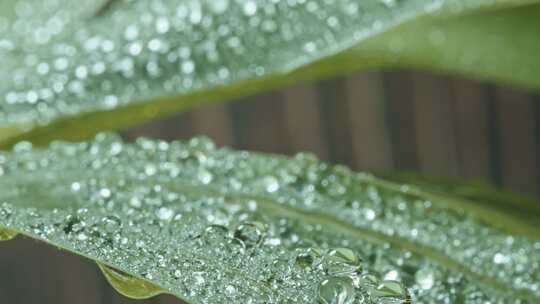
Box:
[0,133,539,303]
[1,0,540,148]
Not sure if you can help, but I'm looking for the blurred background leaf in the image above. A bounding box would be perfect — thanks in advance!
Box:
[1,0,540,148]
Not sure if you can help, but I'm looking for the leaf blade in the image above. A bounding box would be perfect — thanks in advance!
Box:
[0,134,539,303]
[1,0,540,147]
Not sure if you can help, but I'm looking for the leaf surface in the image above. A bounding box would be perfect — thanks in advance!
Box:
[0,134,539,303]
[1,0,540,147]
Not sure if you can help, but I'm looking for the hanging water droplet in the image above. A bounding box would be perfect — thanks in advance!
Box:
[0,227,17,241]
[233,221,265,247]
[98,263,164,300]
[317,276,355,304]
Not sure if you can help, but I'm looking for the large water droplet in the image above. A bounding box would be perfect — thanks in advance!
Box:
[98,263,164,300]
[371,280,410,303]
[233,221,265,247]
[198,224,230,246]
[0,227,17,241]
[360,274,379,287]
[317,276,355,304]
[324,248,363,276]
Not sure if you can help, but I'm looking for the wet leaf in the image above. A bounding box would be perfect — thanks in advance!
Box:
[0,133,539,303]
[1,0,540,147]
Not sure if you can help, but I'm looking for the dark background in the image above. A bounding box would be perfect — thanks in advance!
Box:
[1,69,539,303]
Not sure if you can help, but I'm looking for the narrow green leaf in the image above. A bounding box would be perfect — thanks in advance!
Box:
[1,0,540,147]
[0,134,538,303]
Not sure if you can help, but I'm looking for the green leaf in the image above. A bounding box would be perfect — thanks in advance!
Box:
[1,0,540,148]
[0,134,539,303]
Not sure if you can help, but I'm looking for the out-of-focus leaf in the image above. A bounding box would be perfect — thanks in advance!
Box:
[0,134,539,303]
[1,0,540,148]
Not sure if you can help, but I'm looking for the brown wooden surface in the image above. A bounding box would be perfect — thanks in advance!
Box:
[1,69,540,303]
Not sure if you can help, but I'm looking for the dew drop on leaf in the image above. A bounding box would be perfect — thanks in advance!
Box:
[324,248,363,276]
[360,274,380,287]
[371,280,410,303]
[295,248,323,270]
[233,221,266,247]
[156,207,174,221]
[317,276,356,304]
[98,263,165,300]
[415,268,435,290]
[0,227,17,241]
[101,215,122,233]
[199,224,230,245]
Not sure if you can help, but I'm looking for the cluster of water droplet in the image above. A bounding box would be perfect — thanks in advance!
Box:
[0,133,538,303]
[0,0,461,134]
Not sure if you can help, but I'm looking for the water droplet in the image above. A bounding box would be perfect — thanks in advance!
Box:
[99,188,112,198]
[371,281,410,302]
[156,207,174,221]
[262,176,279,193]
[0,227,17,241]
[493,252,509,264]
[383,270,399,281]
[381,0,399,8]
[317,276,355,304]
[243,1,257,16]
[102,215,122,233]
[324,248,363,276]
[415,268,435,290]
[197,169,213,184]
[233,222,265,247]
[360,273,379,287]
[199,224,230,246]
[225,284,237,297]
[98,263,164,299]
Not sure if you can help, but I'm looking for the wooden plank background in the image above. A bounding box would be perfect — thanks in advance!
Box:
[1,69,539,303]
